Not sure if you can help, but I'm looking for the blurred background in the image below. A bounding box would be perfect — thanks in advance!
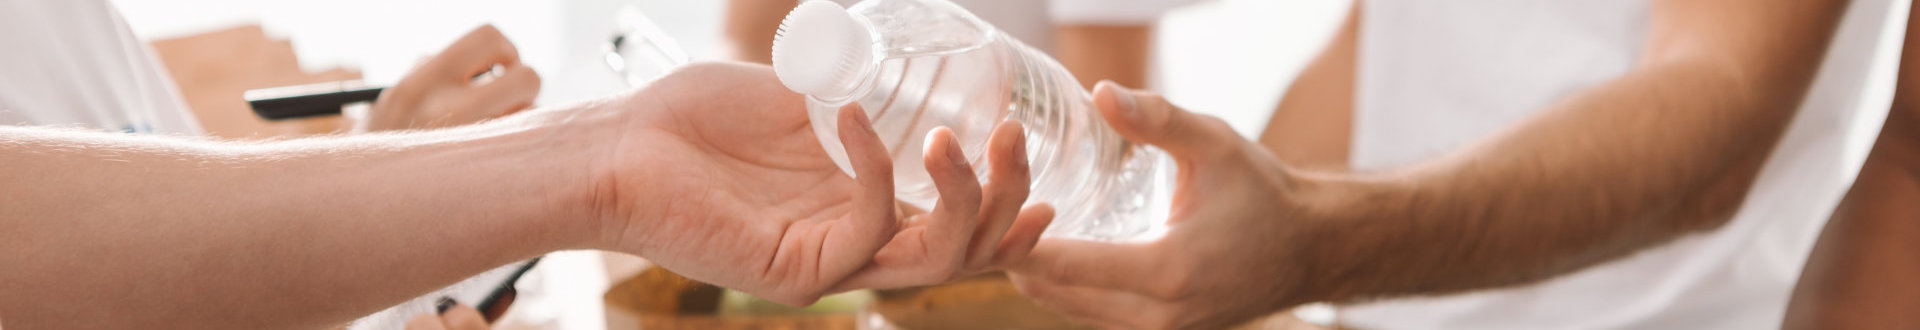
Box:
[107,0,1348,328]
[111,0,1348,138]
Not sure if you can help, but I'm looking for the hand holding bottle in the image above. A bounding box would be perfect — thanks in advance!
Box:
[588,63,1054,305]
[1004,82,1328,329]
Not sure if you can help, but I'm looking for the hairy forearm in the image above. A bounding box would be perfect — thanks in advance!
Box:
[0,112,599,329]
[1298,58,1823,301]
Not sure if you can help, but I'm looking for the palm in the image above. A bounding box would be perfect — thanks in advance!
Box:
[592,62,1049,306]
[597,63,890,305]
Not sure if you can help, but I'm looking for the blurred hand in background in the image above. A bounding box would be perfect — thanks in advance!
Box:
[405,299,496,330]
[151,24,362,138]
[364,25,541,132]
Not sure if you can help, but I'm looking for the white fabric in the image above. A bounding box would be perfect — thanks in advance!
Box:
[1343,0,1905,329]
[0,0,201,135]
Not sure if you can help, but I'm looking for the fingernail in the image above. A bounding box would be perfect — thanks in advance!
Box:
[436,296,456,314]
[946,133,968,167]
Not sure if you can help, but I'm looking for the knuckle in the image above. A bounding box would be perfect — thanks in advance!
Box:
[506,65,537,79]
[522,66,543,86]
[473,24,506,40]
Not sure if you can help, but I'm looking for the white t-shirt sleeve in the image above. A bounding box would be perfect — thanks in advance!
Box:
[0,0,201,135]
[1048,0,1203,25]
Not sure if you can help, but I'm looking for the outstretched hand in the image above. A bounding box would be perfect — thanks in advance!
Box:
[1002,81,1322,329]
[588,62,1054,305]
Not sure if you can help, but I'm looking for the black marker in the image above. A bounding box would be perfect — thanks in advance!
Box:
[244,81,386,120]
[476,257,541,322]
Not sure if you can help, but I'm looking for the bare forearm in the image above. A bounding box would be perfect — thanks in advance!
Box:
[0,113,598,328]
[1280,0,1851,302]
[1299,60,1830,301]
[1259,3,1357,170]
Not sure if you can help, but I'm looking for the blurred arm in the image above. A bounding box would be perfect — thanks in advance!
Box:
[1292,0,1852,299]
[1055,24,1154,89]
[1784,6,1920,327]
[725,0,799,64]
[1258,3,1358,170]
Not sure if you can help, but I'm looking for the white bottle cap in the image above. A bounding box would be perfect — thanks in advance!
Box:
[772,0,876,100]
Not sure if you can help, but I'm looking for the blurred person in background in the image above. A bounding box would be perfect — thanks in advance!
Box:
[725,0,1200,89]
[0,1,538,137]
[0,0,1051,329]
[1785,4,1920,328]
[997,0,1905,328]
[2,0,541,327]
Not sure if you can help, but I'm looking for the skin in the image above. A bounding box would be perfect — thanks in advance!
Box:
[1002,0,1852,328]
[379,24,539,328]
[1054,24,1153,89]
[406,304,491,330]
[1256,4,1356,170]
[364,25,542,132]
[402,291,511,329]
[722,0,791,65]
[0,62,1051,329]
[1782,5,1920,328]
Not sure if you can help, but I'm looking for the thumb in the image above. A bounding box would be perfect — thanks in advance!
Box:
[1092,81,1242,161]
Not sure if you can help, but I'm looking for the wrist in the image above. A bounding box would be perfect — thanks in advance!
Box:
[466,105,628,252]
[526,92,682,253]
[1279,169,1398,304]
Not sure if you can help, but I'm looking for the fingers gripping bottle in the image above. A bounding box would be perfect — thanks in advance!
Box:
[772,0,1166,241]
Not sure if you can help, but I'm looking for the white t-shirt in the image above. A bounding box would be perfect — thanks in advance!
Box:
[0,0,201,135]
[1342,0,1905,328]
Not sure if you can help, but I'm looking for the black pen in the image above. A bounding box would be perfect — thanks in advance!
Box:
[475,256,541,321]
[244,81,386,120]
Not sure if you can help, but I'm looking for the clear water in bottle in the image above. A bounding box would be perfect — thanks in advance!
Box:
[772,0,1166,241]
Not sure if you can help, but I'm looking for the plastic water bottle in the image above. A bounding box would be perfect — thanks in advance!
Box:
[771,0,1165,241]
